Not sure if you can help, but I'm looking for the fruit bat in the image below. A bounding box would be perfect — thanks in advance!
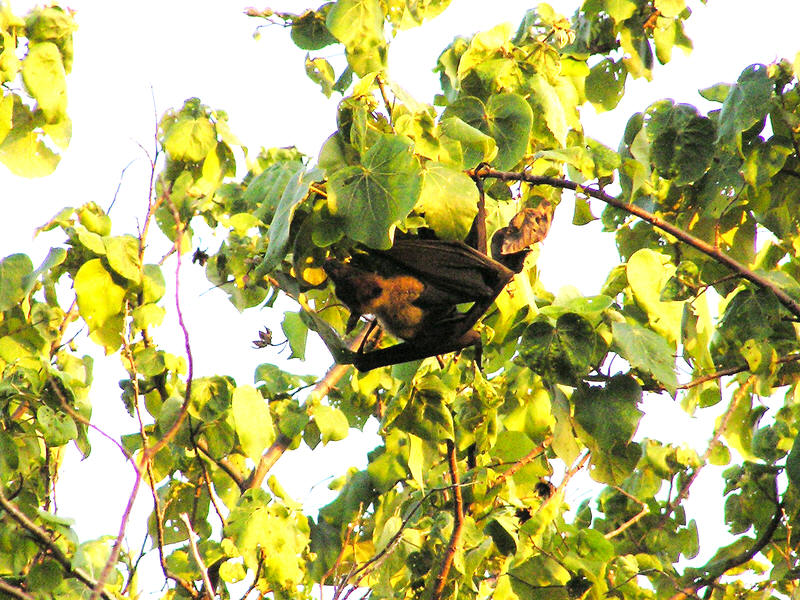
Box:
[323,238,515,371]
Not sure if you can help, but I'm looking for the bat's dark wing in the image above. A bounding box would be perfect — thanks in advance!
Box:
[372,239,514,308]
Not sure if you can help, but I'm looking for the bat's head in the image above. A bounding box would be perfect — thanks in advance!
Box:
[323,258,383,313]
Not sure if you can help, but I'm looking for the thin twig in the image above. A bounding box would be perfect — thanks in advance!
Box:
[147,201,194,457]
[490,436,552,490]
[179,513,214,600]
[0,579,35,600]
[663,376,755,524]
[604,486,650,539]
[679,353,800,390]
[0,487,114,600]
[431,440,465,600]
[668,499,784,600]
[90,461,144,600]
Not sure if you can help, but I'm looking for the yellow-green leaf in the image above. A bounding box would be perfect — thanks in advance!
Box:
[232,385,275,461]
[22,41,67,123]
[74,258,126,330]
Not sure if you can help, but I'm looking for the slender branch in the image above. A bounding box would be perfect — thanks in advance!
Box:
[247,433,292,491]
[248,328,370,490]
[471,169,800,321]
[147,202,194,457]
[0,487,115,600]
[663,376,755,524]
[668,500,784,600]
[194,437,247,492]
[431,440,465,600]
[0,579,35,600]
[179,513,214,600]
[90,461,143,600]
[604,486,650,539]
[490,436,552,490]
[679,353,800,390]
[375,75,394,126]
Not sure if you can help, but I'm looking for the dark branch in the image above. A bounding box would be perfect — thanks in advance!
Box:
[431,440,465,600]
[471,169,800,321]
[0,487,115,600]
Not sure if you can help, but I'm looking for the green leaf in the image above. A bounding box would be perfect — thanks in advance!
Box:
[0,253,33,311]
[742,136,793,188]
[142,264,165,303]
[132,303,165,329]
[0,98,60,176]
[491,430,535,463]
[313,404,350,444]
[327,134,421,248]
[133,347,166,377]
[612,321,677,392]
[586,59,626,111]
[36,405,78,446]
[74,258,126,331]
[786,432,800,489]
[103,235,141,283]
[655,0,685,18]
[164,116,217,162]
[442,93,532,170]
[438,116,498,168]
[573,376,643,484]
[626,249,683,343]
[527,73,568,147]
[416,161,478,240]
[261,166,321,273]
[291,7,337,50]
[326,0,386,75]
[572,196,596,225]
[305,55,335,97]
[26,559,62,593]
[232,385,275,461]
[520,313,608,384]
[189,376,232,422]
[605,0,637,21]
[245,160,306,221]
[0,94,13,143]
[644,100,715,184]
[22,41,66,122]
[717,64,773,149]
[225,489,309,586]
[282,311,308,360]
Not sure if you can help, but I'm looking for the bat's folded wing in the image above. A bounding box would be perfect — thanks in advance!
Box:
[373,239,514,307]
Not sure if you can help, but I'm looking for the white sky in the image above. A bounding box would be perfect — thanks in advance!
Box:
[2,0,800,592]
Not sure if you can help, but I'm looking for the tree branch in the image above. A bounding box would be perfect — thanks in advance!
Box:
[471,169,800,321]
[247,328,370,490]
[679,353,800,390]
[663,376,755,525]
[179,513,214,600]
[604,486,650,539]
[0,579,35,600]
[668,499,784,600]
[431,440,465,600]
[0,487,115,600]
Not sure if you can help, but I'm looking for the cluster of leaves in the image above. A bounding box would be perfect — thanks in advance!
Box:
[0,3,75,176]
[2,1,800,600]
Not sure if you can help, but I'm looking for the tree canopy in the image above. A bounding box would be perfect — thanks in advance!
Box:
[1,2,800,600]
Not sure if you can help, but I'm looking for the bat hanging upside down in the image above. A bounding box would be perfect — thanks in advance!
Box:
[322,239,516,370]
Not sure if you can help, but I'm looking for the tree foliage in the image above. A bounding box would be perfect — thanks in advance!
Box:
[2,1,800,600]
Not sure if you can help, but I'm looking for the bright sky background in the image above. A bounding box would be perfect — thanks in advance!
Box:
[3,0,800,593]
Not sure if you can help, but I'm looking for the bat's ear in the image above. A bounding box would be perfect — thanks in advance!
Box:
[490,204,554,272]
[490,228,528,273]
